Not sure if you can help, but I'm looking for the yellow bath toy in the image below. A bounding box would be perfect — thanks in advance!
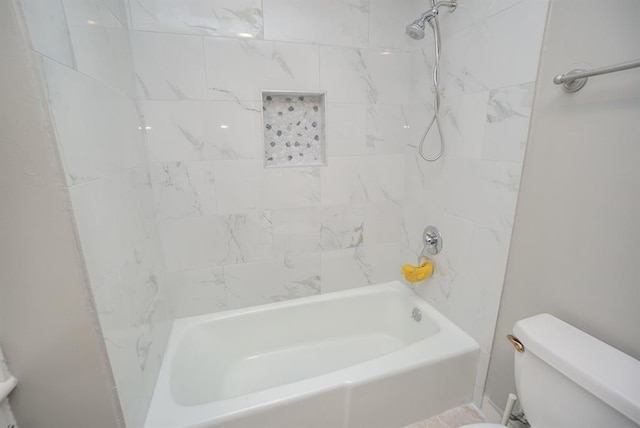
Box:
[401,258,434,283]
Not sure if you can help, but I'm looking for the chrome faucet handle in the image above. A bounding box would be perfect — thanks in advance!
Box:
[422,226,442,256]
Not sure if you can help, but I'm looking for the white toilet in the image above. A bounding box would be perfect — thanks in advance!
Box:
[463,313,640,428]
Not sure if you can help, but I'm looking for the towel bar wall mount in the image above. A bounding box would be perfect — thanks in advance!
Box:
[553,59,640,92]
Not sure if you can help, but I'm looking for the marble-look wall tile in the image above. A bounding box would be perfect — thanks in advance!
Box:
[260,167,321,209]
[124,0,425,325]
[129,0,263,38]
[130,239,168,322]
[63,0,135,93]
[142,100,262,162]
[438,35,478,99]
[320,204,365,251]
[225,259,282,308]
[213,159,262,212]
[404,0,549,410]
[20,0,75,66]
[439,91,490,159]
[435,0,498,36]
[280,254,322,299]
[94,265,135,335]
[449,225,511,351]
[70,27,135,93]
[403,102,436,159]
[213,160,321,213]
[366,104,412,154]
[98,277,169,428]
[368,0,426,51]
[138,294,173,400]
[465,0,547,90]
[321,243,401,293]
[104,0,128,24]
[327,103,368,156]
[439,0,537,37]
[101,322,148,427]
[409,47,437,103]
[321,155,405,205]
[364,200,402,246]
[320,46,410,105]
[108,232,173,405]
[399,199,429,261]
[64,0,127,29]
[204,37,320,102]
[263,0,369,48]
[405,155,522,229]
[403,150,434,205]
[226,254,321,308]
[472,349,492,405]
[149,161,218,219]
[483,82,535,162]
[201,100,262,157]
[131,31,207,100]
[272,207,321,257]
[93,235,156,327]
[43,58,145,185]
[68,168,152,291]
[159,211,273,271]
[404,201,474,303]
[169,267,227,318]
[74,166,171,428]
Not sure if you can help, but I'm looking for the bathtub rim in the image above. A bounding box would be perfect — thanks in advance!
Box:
[171,280,438,339]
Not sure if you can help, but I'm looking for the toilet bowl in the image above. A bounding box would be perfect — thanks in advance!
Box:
[462,314,640,428]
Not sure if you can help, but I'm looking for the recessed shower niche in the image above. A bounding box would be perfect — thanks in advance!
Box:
[262,91,326,167]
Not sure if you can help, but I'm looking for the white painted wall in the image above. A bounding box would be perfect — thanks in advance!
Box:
[403,0,549,405]
[17,0,173,426]
[486,0,640,410]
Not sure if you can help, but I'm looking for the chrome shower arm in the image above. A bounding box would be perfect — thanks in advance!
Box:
[419,1,457,21]
[433,1,457,11]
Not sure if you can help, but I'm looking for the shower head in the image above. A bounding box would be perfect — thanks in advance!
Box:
[406,1,457,40]
[406,20,426,40]
[406,8,437,40]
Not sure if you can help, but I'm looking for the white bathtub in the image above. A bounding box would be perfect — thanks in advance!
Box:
[144,281,479,428]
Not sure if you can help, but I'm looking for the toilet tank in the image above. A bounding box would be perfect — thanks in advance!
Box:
[512,314,640,428]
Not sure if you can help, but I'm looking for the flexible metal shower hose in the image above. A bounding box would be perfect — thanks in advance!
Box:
[418,16,445,162]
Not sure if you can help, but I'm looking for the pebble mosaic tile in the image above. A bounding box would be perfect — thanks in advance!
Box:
[262,91,326,167]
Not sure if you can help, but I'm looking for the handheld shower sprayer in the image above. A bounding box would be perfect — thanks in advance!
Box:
[405,0,457,161]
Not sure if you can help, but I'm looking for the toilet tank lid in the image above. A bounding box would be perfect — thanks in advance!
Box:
[514,314,640,425]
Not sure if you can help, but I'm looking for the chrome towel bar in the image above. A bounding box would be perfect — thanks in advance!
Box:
[553,59,640,92]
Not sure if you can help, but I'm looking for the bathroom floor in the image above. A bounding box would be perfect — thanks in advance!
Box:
[405,405,486,428]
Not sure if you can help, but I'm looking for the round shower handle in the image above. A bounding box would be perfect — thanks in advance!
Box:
[423,226,442,255]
